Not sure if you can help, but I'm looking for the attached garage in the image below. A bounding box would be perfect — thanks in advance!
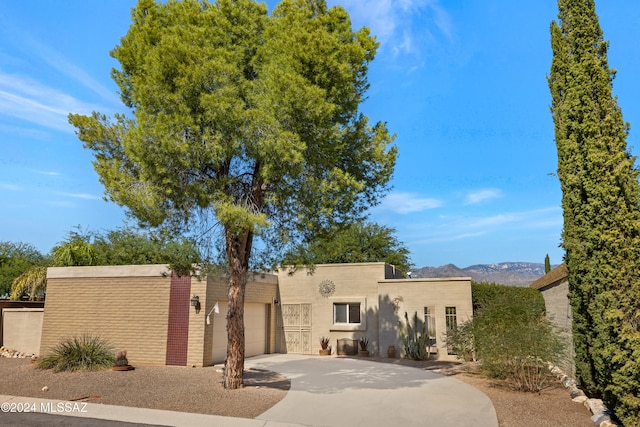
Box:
[41,265,278,367]
[211,303,269,364]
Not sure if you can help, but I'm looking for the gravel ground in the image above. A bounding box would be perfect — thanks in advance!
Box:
[0,358,289,418]
[374,357,595,427]
[0,356,595,426]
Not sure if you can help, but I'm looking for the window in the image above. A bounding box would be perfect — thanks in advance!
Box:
[423,306,436,337]
[330,297,366,331]
[424,306,437,349]
[445,306,457,355]
[334,303,361,324]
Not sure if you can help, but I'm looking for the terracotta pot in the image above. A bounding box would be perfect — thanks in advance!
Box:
[319,349,331,356]
[387,345,397,358]
[358,350,370,357]
[112,365,135,371]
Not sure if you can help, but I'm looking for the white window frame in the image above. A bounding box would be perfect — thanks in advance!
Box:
[330,297,367,331]
[445,306,458,355]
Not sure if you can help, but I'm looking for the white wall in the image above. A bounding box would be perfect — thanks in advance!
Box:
[2,308,44,355]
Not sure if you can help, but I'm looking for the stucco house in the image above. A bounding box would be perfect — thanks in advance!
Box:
[39,262,472,366]
[530,263,574,376]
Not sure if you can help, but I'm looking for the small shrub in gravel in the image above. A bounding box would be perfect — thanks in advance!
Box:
[38,334,115,372]
[448,291,566,392]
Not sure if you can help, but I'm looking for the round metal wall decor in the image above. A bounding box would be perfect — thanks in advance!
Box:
[318,279,336,298]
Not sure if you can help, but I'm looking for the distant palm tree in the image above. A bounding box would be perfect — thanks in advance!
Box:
[50,237,98,267]
[10,234,97,301]
[10,266,47,300]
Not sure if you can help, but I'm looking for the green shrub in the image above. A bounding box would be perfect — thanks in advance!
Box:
[446,319,475,361]
[449,290,566,392]
[472,281,545,315]
[38,334,115,372]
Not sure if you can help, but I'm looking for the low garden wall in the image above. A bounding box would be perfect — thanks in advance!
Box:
[1,307,44,355]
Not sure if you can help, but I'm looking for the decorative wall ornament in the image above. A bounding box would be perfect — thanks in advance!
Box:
[318,279,336,298]
[392,295,404,313]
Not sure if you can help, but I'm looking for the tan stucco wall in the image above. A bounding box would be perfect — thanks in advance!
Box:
[202,274,278,365]
[540,279,575,376]
[276,263,394,355]
[2,308,43,355]
[40,263,469,365]
[41,265,278,368]
[187,275,208,367]
[378,277,473,361]
[41,265,173,366]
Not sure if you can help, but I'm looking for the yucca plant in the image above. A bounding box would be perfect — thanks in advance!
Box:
[38,334,115,372]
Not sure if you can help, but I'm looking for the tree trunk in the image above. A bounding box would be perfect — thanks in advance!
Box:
[223,229,252,389]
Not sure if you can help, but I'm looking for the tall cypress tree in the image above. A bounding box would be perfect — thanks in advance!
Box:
[549,1,640,423]
[544,253,551,274]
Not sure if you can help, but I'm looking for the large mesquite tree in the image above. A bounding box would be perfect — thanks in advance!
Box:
[70,0,396,389]
[282,221,412,273]
[549,0,640,423]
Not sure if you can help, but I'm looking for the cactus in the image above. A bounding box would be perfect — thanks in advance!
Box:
[399,311,429,360]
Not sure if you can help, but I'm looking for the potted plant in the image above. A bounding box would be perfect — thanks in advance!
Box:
[387,344,397,358]
[112,349,134,371]
[319,336,331,356]
[358,337,370,357]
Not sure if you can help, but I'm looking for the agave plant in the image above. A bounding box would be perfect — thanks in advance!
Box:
[320,336,331,350]
[359,336,369,351]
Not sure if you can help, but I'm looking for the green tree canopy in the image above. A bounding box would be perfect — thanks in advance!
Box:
[0,241,46,298]
[9,227,201,300]
[549,0,640,423]
[544,254,551,274]
[282,221,411,273]
[93,227,200,273]
[9,230,97,301]
[51,230,99,267]
[69,0,396,388]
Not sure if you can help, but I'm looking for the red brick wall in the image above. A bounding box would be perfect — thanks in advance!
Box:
[165,274,191,366]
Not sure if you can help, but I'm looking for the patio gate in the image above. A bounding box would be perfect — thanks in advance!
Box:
[277,303,312,354]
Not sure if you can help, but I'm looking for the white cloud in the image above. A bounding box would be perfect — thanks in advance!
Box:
[403,206,562,245]
[335,0,452,57]
[57,192,101,200]
[46,200,75,208]
[465,188,503,205]
[463,207,561,230]
[13,26,121,108]
[36,171,61,177]
[380,191,443,214]
[0,123,51,140]
[0,72,103,133]
[0,182,21,191]
[413,231,487,245]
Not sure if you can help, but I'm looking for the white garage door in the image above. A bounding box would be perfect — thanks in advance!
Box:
[211,303,267,364]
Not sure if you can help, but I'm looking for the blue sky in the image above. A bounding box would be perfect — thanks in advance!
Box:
[2,1,640,269]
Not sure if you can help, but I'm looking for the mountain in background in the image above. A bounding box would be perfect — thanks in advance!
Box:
[411,262,550,287]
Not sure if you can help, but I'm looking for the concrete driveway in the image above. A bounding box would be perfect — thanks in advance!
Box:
[1,354,498,427]
[248,354,498,427]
